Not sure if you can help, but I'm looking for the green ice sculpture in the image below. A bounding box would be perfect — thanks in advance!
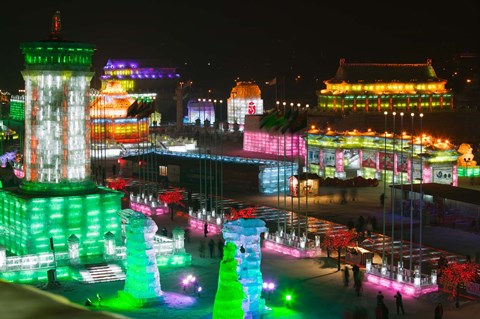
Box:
[212,241,245,319]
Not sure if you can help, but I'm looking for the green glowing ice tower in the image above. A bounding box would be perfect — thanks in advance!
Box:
[20,10,96,194]
[0,11,123,258]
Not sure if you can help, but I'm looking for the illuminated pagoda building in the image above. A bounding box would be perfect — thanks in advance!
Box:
[90,81,155,158]
[0,11,123,263]
[227,81,264,130]
[317,58,453,113]
[100,59,180,123]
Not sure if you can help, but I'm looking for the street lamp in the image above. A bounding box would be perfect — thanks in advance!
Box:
[390,111,397,278]
[381,111,387,273]
[409,112,415,276]
[418,113,424,278]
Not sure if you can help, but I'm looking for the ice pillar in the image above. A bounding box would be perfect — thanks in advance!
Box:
[122,209,163,306]
[222,218,271,318]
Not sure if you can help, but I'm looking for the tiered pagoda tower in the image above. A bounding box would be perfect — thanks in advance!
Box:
[0,12,123,257]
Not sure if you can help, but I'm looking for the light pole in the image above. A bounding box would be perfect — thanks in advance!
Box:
[399,112,404,261]
[409,112,415,276]
[390,111,396,278]
[305,104,310,240]
[418,113,424,278]
[382,111,388,272]
[283,101,287,235]
[276,101,281,233]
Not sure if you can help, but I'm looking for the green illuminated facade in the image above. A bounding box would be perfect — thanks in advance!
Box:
[0,187,122,256]
[317,58,454,112]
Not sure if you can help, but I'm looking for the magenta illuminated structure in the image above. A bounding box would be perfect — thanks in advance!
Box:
[101,59,180,92]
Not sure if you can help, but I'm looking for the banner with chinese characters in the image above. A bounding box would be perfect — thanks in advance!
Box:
[397,154,408,173]
[361,150,376,169]
[379,152,394,170]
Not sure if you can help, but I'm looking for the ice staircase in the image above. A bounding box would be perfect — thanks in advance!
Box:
[78,263,126,283]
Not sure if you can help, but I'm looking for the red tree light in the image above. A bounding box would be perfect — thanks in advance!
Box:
[159,188,185,220]
[323,227,358,270]
[440,261,477,299]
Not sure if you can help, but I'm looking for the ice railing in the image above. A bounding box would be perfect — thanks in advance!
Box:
[1,234,176,272]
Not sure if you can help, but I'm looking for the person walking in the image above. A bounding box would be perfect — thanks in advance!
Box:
[394,291,405,315]
[434,303,443,319]
[352,263,360,283]
[376,291,384,305]
[217,237,224,258]
[379,193,385,207]
[375,303,383,319]
[208,238,215,258]
[354,278,362,296]
[203,222,208,237]
[343,265,350,287]
[381,302,389,319]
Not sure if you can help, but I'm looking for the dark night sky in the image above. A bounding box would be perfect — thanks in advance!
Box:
[1,0,478,100]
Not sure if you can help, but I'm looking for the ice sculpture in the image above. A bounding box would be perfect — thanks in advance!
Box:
[0,12,122,258]
[222,218,271,318]
[121,209,163,306]
[212,241,245,319]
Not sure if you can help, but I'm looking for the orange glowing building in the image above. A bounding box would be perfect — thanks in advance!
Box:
[90,81,151,146]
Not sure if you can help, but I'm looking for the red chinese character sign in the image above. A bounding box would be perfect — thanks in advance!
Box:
[379,152,394,170]
[247,102,256,115]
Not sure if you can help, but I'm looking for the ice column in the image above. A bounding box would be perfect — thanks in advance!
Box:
[123,209,163,305]
[222,218,270,318]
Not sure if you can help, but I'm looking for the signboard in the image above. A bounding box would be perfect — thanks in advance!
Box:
[431,165,453,185]
[379,152,394,170]
[323,150,336,167]
[397,154,408,173]
[412,161,422,181]
[362,150,376,169]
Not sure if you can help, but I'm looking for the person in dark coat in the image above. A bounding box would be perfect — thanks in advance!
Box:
[204,222,208,237]
[381,302,389,319]
[377,291,385,305]
[394,291,405,315]
[217,237,224,258]
[343,265,350,287]
[208,238,215,258]
[434,303,443,319]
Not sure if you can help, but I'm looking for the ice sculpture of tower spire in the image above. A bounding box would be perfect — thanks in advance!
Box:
[49,11,62,41]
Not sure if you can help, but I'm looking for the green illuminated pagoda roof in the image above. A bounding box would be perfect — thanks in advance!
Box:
[327,58,444,84]
[20,11,95,71]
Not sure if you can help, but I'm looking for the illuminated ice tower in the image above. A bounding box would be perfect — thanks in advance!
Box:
[20,11,96,193]
[0,12,123,258]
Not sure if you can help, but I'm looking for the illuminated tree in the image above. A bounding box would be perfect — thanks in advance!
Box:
[440,261,477,307]
[158,188,185,221]
[322,228,357,271]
